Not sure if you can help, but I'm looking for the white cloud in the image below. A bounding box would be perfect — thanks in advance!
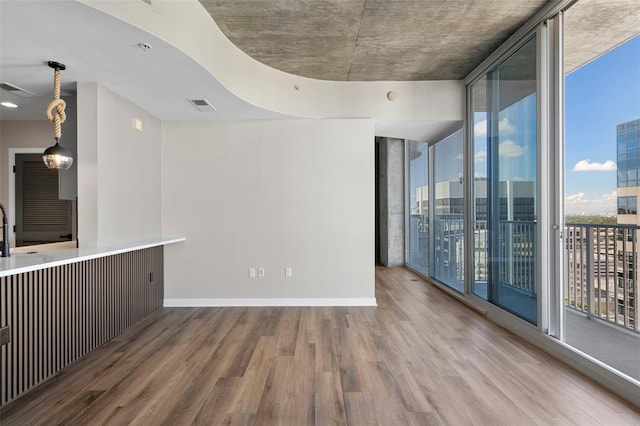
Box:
[472,142,525,160]
[564,190,617,215]
[572,159,617,172]
[473,118,516,139]
[499,117,516,135]
[565,192,586,202]
[474,120,487,138]
[499,140,526,157]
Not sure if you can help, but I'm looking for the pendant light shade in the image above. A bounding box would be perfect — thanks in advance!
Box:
[43,61,73,170]
[43,138,73,170]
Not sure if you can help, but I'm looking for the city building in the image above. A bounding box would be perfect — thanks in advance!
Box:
[616,118,640,327]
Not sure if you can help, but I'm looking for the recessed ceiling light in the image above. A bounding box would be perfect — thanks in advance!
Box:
[0,101,18,108]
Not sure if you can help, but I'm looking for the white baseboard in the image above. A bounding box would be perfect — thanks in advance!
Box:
[163,298,377,307]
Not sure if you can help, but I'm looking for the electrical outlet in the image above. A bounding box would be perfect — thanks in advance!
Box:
[249,267,256,278]
[285,267,292,278]
[258,267,265,278]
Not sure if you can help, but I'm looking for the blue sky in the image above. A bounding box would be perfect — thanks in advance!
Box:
[565,34,640,215]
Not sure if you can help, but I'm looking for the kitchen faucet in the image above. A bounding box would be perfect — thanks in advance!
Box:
[0,202,9,257]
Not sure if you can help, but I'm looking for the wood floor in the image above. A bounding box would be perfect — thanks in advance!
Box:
[1,267,638,425]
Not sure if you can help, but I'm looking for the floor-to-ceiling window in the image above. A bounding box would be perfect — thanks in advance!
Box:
[472,77,489,299]
[563,1,640,379]
[406,140,429,274]
[470,37,538,324]
[406,130,465,289]
[405,0,639,405]
[434,130,465,291]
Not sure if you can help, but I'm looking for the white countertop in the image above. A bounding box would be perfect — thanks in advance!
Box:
[0,237,185,277]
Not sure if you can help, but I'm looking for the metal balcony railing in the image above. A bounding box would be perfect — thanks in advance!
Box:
[408,216,638,333]
[565,223,639,333]
[408,215,537,295]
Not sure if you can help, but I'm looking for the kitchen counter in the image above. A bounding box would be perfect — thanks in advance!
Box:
[0,237,185,277]
[1,238,181,405]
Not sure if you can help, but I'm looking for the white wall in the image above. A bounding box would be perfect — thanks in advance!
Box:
[162,119,375,304]
[59,96,78,200]
[77,82,162,247]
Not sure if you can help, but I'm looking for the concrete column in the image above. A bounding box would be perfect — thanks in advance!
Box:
[378,137,405,266]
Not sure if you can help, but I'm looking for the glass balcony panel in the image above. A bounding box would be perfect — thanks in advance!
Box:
[434,130,464,292]
[470,38,538,324]
[406,140,429,275]
[472,76,489,299]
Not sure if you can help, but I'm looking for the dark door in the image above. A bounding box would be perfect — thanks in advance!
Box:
[15,154,72,246]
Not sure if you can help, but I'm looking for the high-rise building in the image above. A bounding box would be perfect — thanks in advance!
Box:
[615,118,640,328]
[617,118,640,221]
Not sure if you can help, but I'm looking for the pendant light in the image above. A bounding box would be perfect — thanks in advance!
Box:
[43,61,73,170]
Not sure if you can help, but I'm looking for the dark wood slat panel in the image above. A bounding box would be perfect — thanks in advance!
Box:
[0,246,164,406]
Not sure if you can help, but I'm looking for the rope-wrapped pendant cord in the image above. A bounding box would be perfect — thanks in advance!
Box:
[45,68,66,139]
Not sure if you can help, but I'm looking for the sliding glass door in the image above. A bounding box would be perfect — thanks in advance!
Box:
[406,141,429,275]
[471,37,538,324]
[434,130,465,291]
[406,131,465,292]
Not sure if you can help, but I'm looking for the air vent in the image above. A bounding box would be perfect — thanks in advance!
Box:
[0,82,36,98]
[189,99,216,112]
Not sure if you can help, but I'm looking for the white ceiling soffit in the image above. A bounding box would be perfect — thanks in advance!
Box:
[376,120,464,143]
[0,0,290,121]
[77,1,464,124]
[1,0,463,142]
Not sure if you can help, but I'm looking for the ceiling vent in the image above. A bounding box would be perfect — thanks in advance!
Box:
[189,99,216,112]
[0,82,36,98]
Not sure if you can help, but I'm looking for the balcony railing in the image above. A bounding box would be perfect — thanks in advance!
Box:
[565,223,639,333]
[409,215,537,295]
[408,215,638,333]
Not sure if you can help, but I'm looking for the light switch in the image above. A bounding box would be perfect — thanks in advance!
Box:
[132,118,143,131]
[285,267,292,278]
[249,267,256,278]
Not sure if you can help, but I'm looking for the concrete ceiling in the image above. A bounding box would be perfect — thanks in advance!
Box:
[564,0,640,74]
[0,0,637,125]
[199,0,549,81]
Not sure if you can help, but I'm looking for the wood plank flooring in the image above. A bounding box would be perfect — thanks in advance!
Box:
[1,266,639,425]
